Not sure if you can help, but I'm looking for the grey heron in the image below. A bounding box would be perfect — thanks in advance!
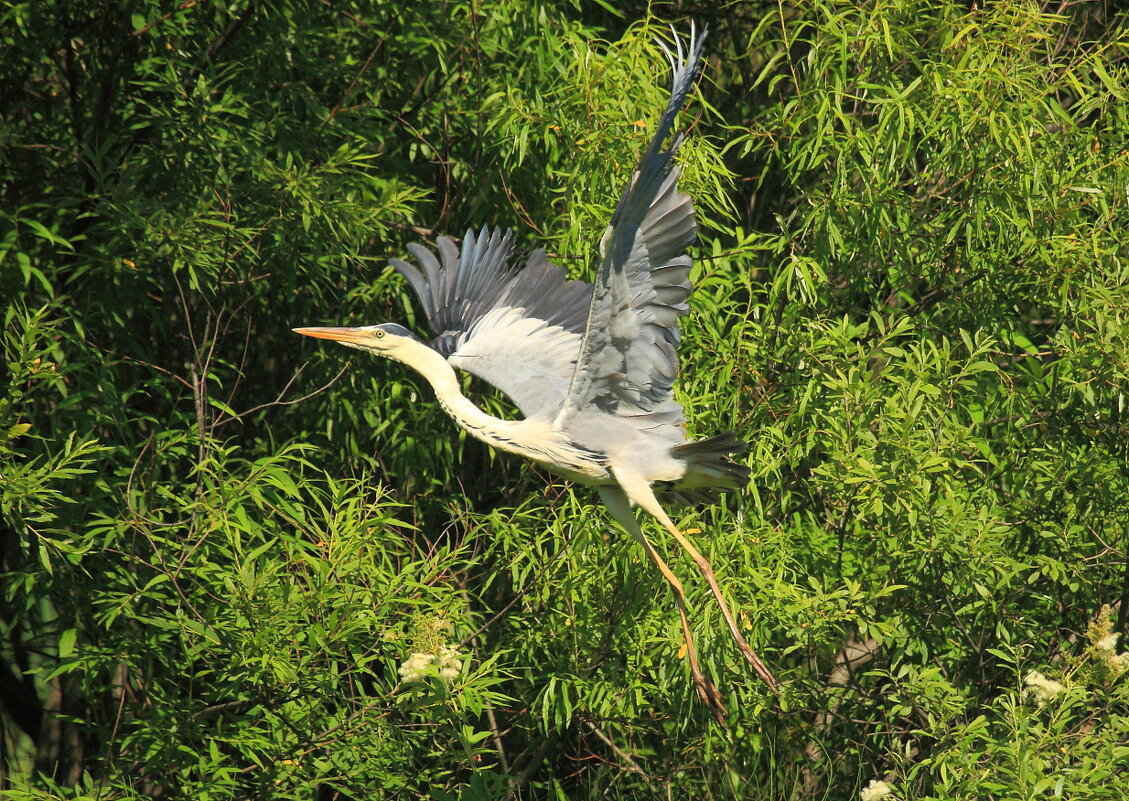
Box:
[295,26,776,720]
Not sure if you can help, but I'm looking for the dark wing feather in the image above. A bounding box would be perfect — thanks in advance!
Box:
[390,226,594,417]
[391,227,591,355]
[558,26,706,427]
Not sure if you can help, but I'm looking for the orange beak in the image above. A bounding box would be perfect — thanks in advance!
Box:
[292,326,372,344]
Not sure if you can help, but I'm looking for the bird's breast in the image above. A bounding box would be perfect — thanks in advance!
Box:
[537,453,612,484]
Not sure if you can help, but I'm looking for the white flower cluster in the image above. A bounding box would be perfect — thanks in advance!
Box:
[398,653,433,683]
[398,644,463,685]
[860,779,894,801]
[434,645,462,683]
[1095,632,1129,676]
[1023,670,1065,703]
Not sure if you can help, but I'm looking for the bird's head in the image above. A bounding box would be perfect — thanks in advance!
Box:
[292,323,425,360]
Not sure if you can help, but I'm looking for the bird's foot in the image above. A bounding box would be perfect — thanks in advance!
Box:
[733,636,779,695]
[690,668,727,726]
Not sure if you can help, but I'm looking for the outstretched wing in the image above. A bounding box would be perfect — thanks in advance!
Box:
[557,26,706,430]
[390,226,593,418]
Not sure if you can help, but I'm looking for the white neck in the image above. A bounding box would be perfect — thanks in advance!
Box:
[389,340,606,479]
[394,342,530,453]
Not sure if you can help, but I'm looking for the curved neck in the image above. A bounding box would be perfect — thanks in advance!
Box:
[394,342,526,453]
[389,340,607,480]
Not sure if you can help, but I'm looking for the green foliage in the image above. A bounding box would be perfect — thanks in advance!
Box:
[2,0,1128,799]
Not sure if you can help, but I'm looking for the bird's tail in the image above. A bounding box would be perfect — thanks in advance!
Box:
[665,432,750,506]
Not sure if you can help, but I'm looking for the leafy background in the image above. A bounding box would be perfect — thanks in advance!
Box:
[2,1,1128,799]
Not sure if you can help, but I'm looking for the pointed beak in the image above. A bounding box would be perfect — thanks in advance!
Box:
[292,326,371,344]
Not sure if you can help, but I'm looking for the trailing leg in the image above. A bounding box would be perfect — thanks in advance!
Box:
[598,486,726,723]
[613,471,778,694]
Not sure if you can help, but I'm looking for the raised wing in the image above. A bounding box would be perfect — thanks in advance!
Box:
[391,226,593,418]
[557,26,706,429]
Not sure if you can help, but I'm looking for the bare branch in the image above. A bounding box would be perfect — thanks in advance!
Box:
[210,363,349,429]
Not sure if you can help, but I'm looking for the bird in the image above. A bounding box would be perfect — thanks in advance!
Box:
[294,25,776,720]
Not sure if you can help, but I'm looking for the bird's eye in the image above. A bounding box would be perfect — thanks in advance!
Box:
[374,329,385,339]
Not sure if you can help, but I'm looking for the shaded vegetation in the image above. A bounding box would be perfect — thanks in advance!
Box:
[2,1,1128,798]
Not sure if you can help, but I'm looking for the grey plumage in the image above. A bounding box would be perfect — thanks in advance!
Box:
[560,31,706,425]
[391,227,594,419]
[295,24,776,720]
[389,33,723,494]
[391,228,592,357]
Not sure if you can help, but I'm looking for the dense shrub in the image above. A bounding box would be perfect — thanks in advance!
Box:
[2,1,1127,798]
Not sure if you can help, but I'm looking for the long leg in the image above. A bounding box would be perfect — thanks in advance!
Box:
[597,486,726,724]
[613,471,778,694]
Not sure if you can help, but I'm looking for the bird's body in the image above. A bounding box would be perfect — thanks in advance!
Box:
[296,26,776,719]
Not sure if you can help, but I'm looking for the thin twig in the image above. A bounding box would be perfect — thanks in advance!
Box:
[579,715,659,793]
[210,363,349,429]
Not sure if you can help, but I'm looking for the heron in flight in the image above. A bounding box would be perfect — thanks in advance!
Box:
[295,27,776,719]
